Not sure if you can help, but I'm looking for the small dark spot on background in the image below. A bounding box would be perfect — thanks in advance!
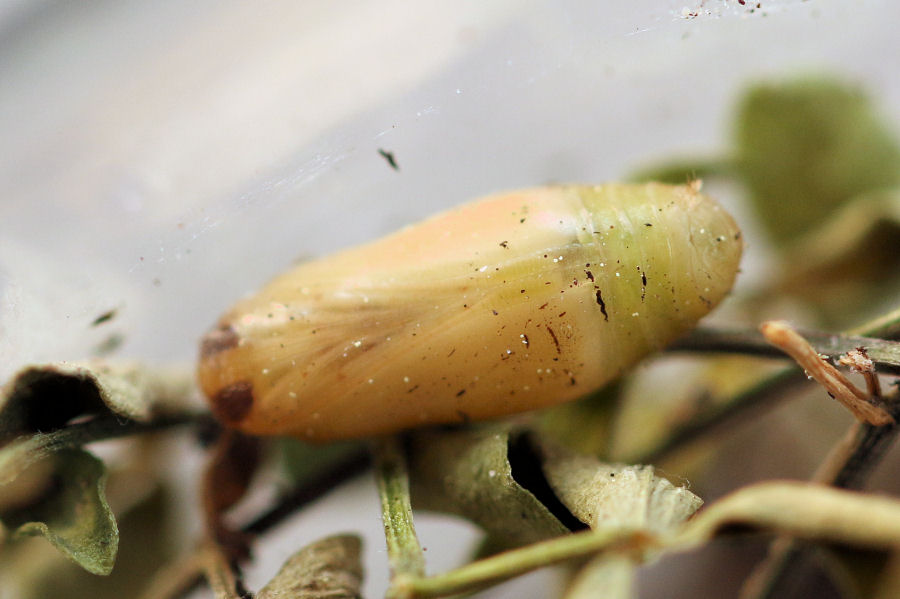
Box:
[378,148,399,170]
[456,389,466,397]
[644,223,653,227]
[93,333,124,356]
[499,241,509,248]
[91,309,118,327]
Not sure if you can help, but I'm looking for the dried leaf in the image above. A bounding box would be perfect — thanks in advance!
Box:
[257,535,363,599]
[735,77,900,243]
[537,439,702,533]
[408,426,570,549]
[0,449,118,575]
[0,361,194,438]
[537,439,701,599]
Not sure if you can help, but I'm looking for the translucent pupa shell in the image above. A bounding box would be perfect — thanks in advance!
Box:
[198,183,742,441]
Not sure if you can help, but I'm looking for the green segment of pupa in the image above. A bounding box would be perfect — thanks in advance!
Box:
[198,183,742,442]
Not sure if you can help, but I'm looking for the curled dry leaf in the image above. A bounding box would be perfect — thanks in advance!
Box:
[536,439,702,533]
[256,534,363,599]
[536,438,701,599]
[407,426,571,549]
[0,361,195,438]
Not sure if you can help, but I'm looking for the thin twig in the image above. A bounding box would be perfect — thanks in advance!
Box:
[760,321,893,426]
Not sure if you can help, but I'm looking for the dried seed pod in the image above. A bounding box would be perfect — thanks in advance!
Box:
[198,183,742,441]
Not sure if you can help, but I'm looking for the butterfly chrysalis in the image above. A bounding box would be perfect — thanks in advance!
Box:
[198,183,742,441]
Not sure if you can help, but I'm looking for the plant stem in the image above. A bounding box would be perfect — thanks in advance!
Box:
[374,436,426,591]
[396,528,646,599]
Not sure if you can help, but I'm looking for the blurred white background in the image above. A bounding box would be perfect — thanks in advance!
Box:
[1,1,898,597]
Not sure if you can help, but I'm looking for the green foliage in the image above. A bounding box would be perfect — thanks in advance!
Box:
[0,449,117,575]
[735,78,900,242]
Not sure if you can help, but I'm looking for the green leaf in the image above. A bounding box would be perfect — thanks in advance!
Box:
[734,77,900,243]
[0,449,118,575]
[256,534,363,599]
[9,486,177,599]
[772,189,900,325]
[627,157,733,185]
[278,437,367,486]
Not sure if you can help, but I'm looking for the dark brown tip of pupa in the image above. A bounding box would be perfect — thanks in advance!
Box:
[200,324,240,359]
[211,381,254,424]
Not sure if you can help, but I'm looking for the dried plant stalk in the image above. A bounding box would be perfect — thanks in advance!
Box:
[760,321,893,426]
